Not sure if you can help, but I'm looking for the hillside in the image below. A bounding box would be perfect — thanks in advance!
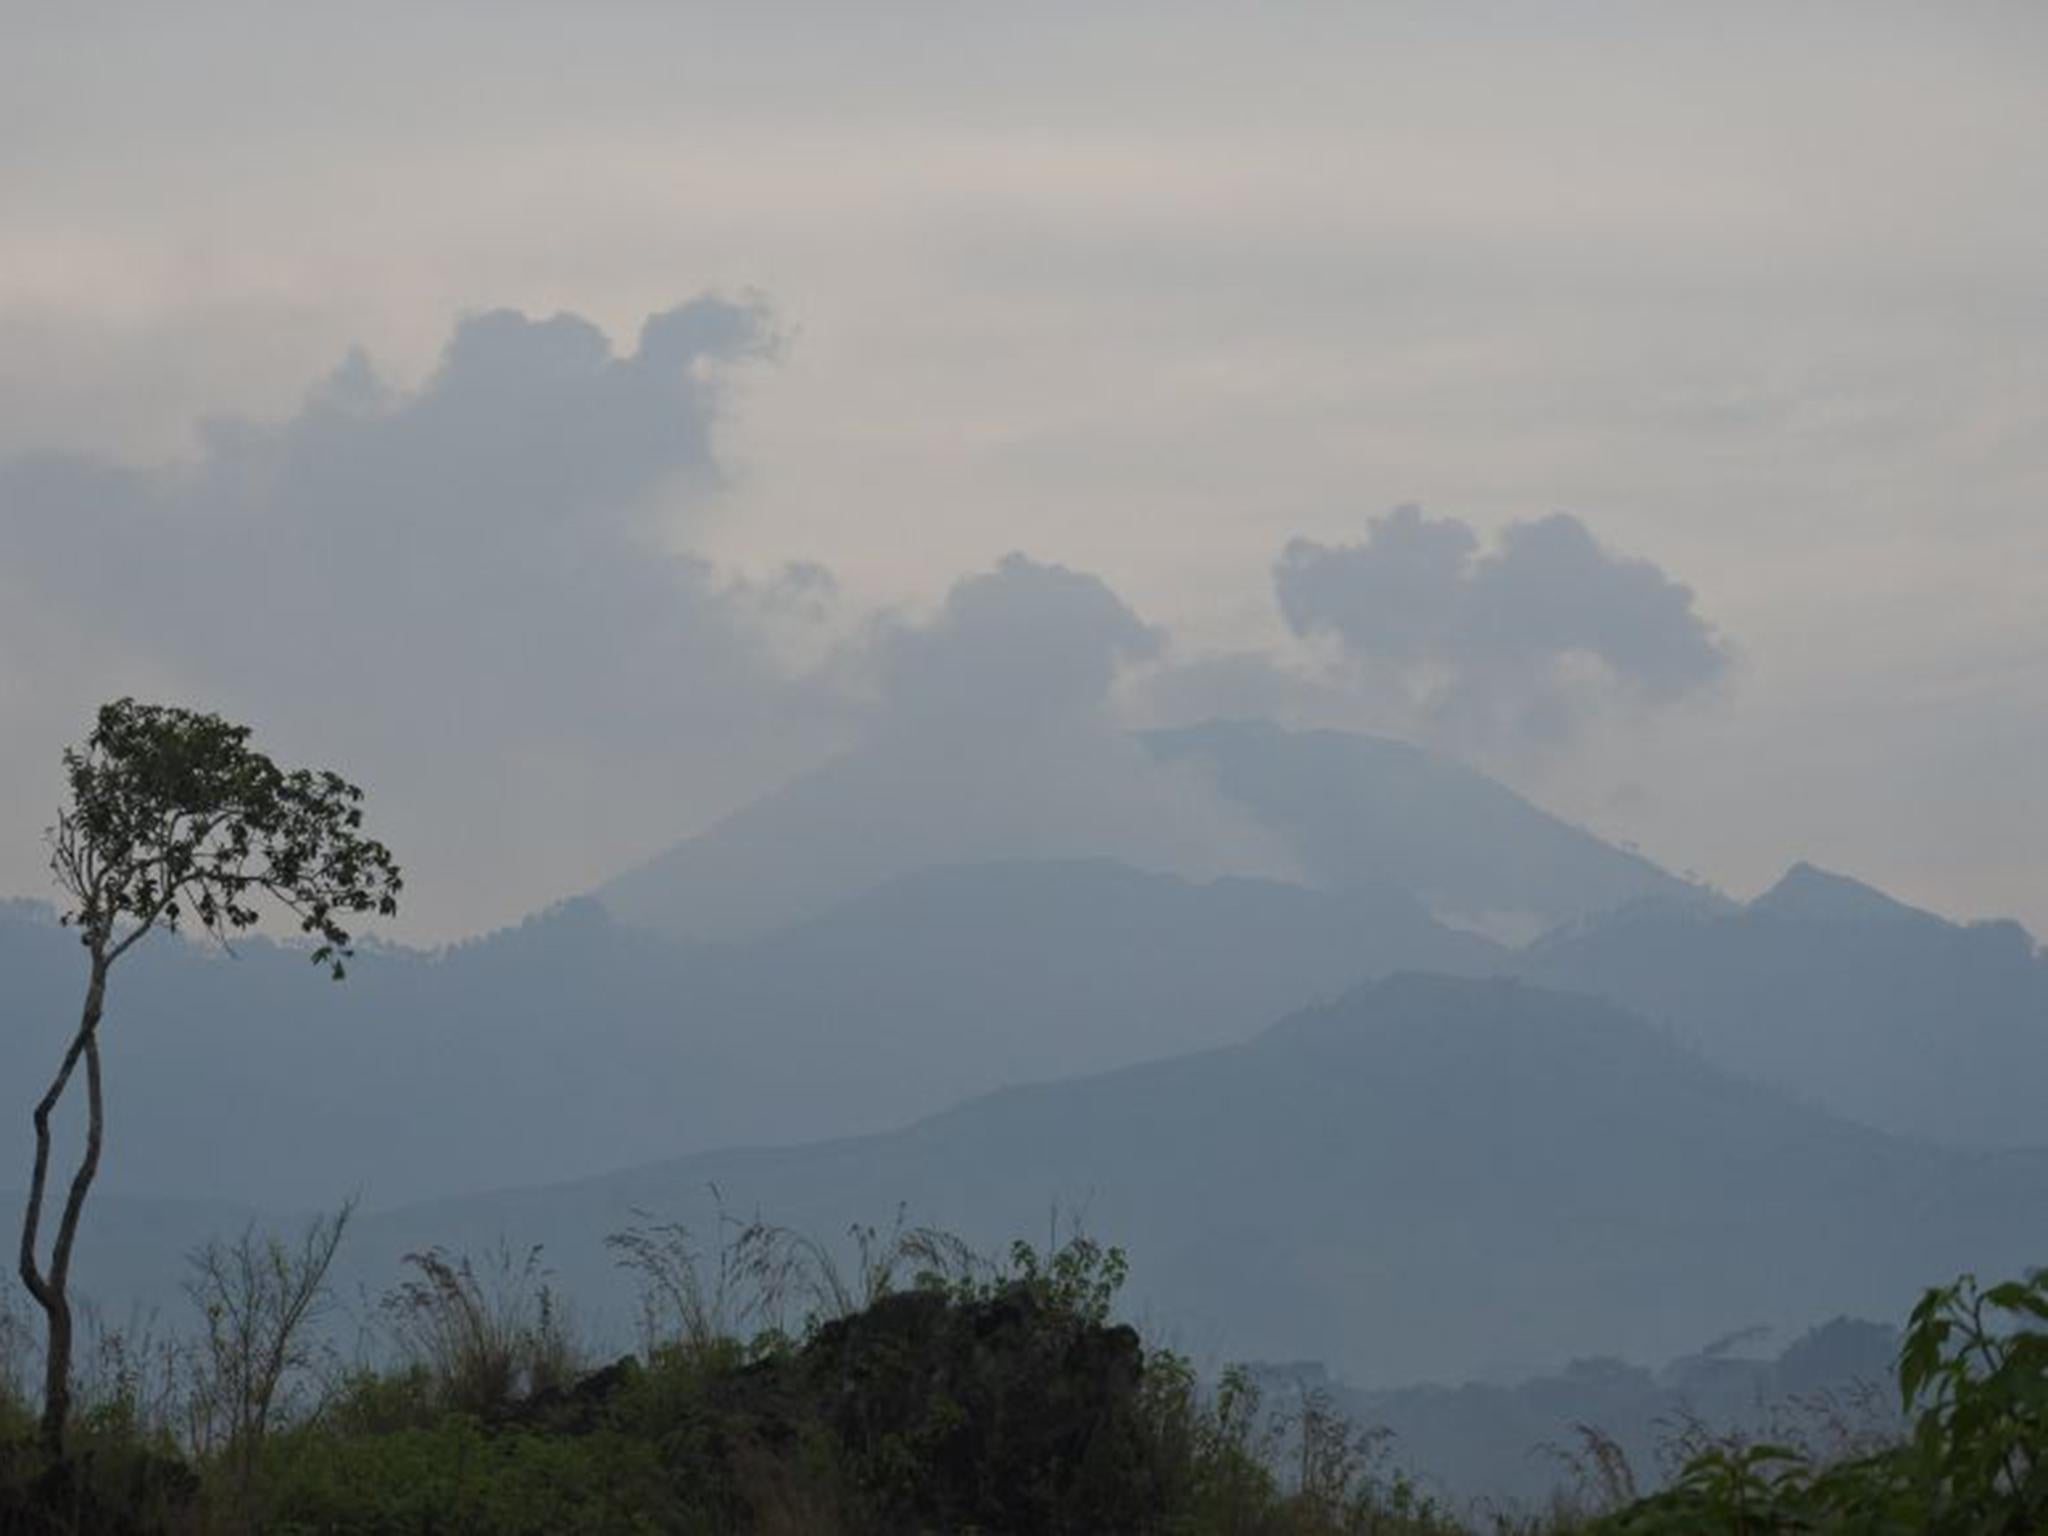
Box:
[0,862,1496,1210]
[1520,863,2048,1147]
[287,975,2048,1388]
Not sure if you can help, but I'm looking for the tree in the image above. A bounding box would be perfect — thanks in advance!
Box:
[16,699,401,1456]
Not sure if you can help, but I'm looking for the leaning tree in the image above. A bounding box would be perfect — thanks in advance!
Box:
[17,699,401,1455]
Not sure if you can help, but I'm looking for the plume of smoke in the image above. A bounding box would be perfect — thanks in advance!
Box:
[847,553,1303,887]
[1273,505,1729,750]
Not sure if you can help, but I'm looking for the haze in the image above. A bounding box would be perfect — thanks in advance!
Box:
[4,2,2044,941]
[9,9,2048,1519]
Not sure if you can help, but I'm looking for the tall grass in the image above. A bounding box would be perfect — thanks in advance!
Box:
[12,1202,2017,1535]
[376,1241,584,1415]
[606,1196,988,1357]
[0,1285,36,1440]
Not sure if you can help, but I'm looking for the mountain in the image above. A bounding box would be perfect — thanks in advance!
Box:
[1142,722,1715,942]
[599,719,1709,944]
[1519,864,2048,1148]
[1319,1314,1901,1509]
[0,861,1497,1210]
[733,858,1500,1096]
[208,974,2048,1390]
[599,747,986,944]
[1746,861,1932,926]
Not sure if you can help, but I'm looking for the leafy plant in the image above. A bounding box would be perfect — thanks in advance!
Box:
[1597,1266,2048,1534]
[1890,1268,2048,1529]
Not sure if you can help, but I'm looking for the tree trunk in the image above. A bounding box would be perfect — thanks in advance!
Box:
[18,952,108,1459]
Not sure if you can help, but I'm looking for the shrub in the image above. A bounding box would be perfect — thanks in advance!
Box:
[377,1242,584,1416]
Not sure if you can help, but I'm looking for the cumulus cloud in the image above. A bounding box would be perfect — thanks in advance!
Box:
[870,552,1159,733]
[851,553,1297,877]
[0,296,837,938]
[1274,505,1729,749]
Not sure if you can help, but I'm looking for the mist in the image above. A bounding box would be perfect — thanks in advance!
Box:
[4,5,2046,1525]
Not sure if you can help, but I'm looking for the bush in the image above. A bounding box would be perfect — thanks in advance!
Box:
[378,1242,584,1416]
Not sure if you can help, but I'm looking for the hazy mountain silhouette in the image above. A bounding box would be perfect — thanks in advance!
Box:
[254,975,2048,1389]
[738,858,1499,1092]
[1520,863,2048,1147]
[1747,862,1933,925]
[1319,1314,1900,1508]
[600,719,1707,943]
[0,861,1496,1210]
[1143,722,1711,941]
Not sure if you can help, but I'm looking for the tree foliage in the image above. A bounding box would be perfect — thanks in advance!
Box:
[50,698,401,975]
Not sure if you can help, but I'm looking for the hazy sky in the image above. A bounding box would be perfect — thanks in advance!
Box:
[4,3,2044,940]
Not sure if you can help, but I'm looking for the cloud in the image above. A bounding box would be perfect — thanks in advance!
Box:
[0,296,834,938]
[845,553,1298,885]
[1274,505,1730,749]
[871,552,1160,734]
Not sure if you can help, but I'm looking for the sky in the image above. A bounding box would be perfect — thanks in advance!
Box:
[3,2,2044,942]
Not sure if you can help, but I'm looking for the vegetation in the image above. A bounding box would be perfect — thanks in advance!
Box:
[0,1218,1473,1535]
[2,1197,2044,1534]
[17,700,400,1456]
[6,707,2041,1529]
[1587,1268,2048,1534]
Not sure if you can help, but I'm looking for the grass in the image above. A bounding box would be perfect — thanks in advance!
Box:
[4,1207,2037,1535]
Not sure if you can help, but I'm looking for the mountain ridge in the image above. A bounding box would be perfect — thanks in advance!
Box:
[291,974,2048,1387]
[0,856,1499,1210]
[1520,864,2048,1148]
[599,719,1710,944]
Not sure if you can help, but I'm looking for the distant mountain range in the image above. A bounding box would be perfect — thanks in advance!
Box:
[0,857,1497,1210]
[5,719,2039,1214]
[1324,1313,1901,1509]
[32,975,2046,1394]
[1518,863,2048,1148]
[6,718,2043,1404]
